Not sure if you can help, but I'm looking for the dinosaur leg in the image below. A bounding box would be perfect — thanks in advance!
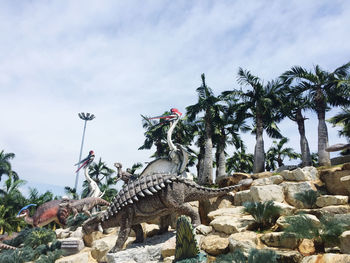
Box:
[158,215,171,234]
[176,203,201,227]
[110,209,133,253]
[131,224,144,243]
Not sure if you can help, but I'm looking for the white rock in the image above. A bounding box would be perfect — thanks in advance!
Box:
[55,252,89,263]
[281,168,314,181]
[250,185,284,203]
[195,225,213,235]
[251,175,284,186]
[340,230,350,254]
[233,190,253,206]
[301,253,350,263]
[280,181,316,208]
[316,195,349,208]
[70,227,84,239]
[228,231,258,256]
[207,207,244,220]
[209,215,255,234]
[272,201,296,216]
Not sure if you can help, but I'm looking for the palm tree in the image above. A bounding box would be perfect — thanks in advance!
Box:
[223,68,284,173]
[281,62,350,166]
[212,99,250,178]
[265,137,299,171]
[226,142,254,173]
[187,74,219,185]
[64,186,79,199]
[328,107,350,139]
[0,150,19,181]
[279,84,312,167]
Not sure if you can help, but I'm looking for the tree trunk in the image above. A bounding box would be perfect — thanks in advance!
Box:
[253,115,265,173]
[199,110,213,185]
[317,108,331,166]
[215,133,227,180]
[296,110,312,167]
[197,146,205,181]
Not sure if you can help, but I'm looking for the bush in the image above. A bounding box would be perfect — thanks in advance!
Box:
[66,213,89,231]
[247,249,278,263]
[294,190,319,208]
[215,249,245,263]
[23,228,56,248]
[243,200,282,230]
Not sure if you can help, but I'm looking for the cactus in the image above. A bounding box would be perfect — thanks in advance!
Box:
[174,216,204,262]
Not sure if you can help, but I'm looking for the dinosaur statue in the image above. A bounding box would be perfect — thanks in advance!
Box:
[59,196,109,219]
[326,143,350,152]
[114,162,138,184]
[82,173,250,253]
[0,242,16,250]
[17,197,109,227]
[140,108,190,178]
[76,150,104,198]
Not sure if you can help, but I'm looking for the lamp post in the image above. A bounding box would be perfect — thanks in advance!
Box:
[74,112,95,191]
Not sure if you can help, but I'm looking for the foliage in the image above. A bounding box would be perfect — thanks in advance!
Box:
[247,248,278,263]
[283,214,350,248]
[0,246,34,263]
[66,213,89,231]
[23,227,56,248]
[215,249,245,263]
[226,142,254,173]
[174,216,201,262]
[294,190,319,208]
[0,150,19,182]
[243,200,282,230]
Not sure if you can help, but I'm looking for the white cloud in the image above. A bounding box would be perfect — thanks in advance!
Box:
[0,0,349,193]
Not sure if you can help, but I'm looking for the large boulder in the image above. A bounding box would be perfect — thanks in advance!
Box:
[251,175,283,186]
[315,195,349,208]
[301,253,350,263]
[250,185,285,203]
[207,207,244,220]
[228,231,258,256]
[281,167,318,182]
[320,166,350,195]
[209,215,255,234]
[273,249,303,263]
[55,252,89,263]
[83,231,105,247]
[280,182,316,208]
[201,235,229,256]
[233,190,253,206]
[161,236,176,258]
[340,230,350,254]
[216,173,251,187]
[260,232,299,249]
[272,202,296,216]
[298,239,315,256]
[251,171,274,179]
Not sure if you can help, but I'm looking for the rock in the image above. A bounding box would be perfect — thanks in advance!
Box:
[281,167,317,182]
[252,171,273,179]
[340,175,350,192]
[56,228,71,239]
[83,231,104,247]
[250,185,285,203]
[301,253,350,263]
[217,173,251,187]
[276,214,321,231]
[251,175,284,186]
[91,234,118,262]
[60,237,85,256]
[195,225,213,235]
[228,231,258,255]
[106,231,174,263]
[233,190,253,206]
[316,195,348,208]
[272,249,303,263]
[275,165,299,173]
[340,230,350,254]
[55,252,89,263]
[70,227,84,239]
[280,182,316,208]
[201,235,229,256]
[163,256,174,263]
[161,236,176,258]
[272,202,296,216]
[320,168,350,195]
[343,162,350,170]
[298,239,315,256]
[207,207,244,220]
[320,205,350,215]
[141,223,160,238]
[260,232,299,249]
[209,215,255,234]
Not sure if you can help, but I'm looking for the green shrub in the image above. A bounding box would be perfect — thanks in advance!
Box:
[23,228,56,248]
[243,200,282,230]
[215,249,245,263]
[294,190,319,208]
[66,213,89,231]
[247,248,278,263]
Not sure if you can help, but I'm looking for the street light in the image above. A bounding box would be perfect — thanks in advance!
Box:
[74,112,95,191]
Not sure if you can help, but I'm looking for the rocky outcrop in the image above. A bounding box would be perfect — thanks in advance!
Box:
[201,235,229,255]
[315,195,348,208]
[251,175,283,186]
[320,165,350,195]
[250,185,284,203]
[301,253,350,263]
[280,181,316,208]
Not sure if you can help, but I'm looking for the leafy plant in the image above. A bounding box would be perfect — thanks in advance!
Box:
[294,190,319,208]
[243,200,282,230]
[215,249,245,263]
[0,246,34,263]
[23,228,56,248]
[66,213,89,231]
[247,248,278,263]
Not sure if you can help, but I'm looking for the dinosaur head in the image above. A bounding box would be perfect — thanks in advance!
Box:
[148,108,182,123]
[82,214,103,234]
[76,150,95,172]
[17,204,37,218]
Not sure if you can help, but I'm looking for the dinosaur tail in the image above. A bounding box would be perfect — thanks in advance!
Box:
[0,242,17,250]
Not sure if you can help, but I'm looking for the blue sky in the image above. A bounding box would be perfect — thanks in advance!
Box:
[1,1,349,196]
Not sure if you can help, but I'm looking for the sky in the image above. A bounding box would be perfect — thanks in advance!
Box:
[1,1,349,196]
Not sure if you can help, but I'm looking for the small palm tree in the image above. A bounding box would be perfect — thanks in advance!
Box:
[243,200,282,230]
[328,107,350,155]
[226,142,254,173]
[294,190,319,208]
[0,150,19,181]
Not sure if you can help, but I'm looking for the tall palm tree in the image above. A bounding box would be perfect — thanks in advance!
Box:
[281,62,350,166]
[223,68,284,173]
[212,100,250,178]
[187,74,219,185]
[265,137,299,171]
[279,84,312,167]
[0,150,19,181]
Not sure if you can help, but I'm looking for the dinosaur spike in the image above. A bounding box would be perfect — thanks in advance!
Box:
[165,179,172,184]
[128,199,133,204]
[160,183,166,188]
[143,189,153,196]
[149,186,157,193]
[138,191,145,197]
[133,196,139,201]
[155,185,162,191]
